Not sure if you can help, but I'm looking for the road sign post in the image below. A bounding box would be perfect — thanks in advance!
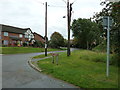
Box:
[102,16,112,77]
[107,16,110,77]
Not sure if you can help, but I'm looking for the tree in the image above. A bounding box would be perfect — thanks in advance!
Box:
[71,18,101,49]
[92,1,120,67]
[93,1,120,54]
[50,32,65,48]
[64,39,68,47]
[33,41,44,47]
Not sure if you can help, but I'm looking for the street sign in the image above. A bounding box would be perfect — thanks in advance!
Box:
[103,16,113,27]
[45,44,47,49]
[102,16,113,77]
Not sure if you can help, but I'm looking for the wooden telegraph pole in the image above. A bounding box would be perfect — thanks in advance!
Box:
[67,0,71,56]
[67,0,73,56]
[45,2,47,56]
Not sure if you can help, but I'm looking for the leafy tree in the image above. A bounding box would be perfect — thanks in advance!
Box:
[64,39,68,47]
[34,41,44,47]
[50,32,65,48]
[93,1,120,54]
[71,18,101,49]
[92,1,120,66]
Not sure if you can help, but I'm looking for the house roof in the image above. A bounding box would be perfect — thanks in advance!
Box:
[33,32,45,40]
[1,24,29,34]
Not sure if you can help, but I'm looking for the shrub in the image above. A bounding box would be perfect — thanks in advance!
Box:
[23,43,27,47]
[79,50,118,66]
[34,41,44,47]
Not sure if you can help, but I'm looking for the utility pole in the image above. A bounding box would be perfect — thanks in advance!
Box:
[45,2,47,56]
[67,0,71,56]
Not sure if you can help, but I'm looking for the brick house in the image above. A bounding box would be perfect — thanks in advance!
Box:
[0,24,35,46]
[33,32,45,43]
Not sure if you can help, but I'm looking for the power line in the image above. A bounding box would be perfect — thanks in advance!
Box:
[35,0,44,5]
[62,0,77,4]
[35,0,66,8]
[72,0,77,4]
[62,0,67,4]
[48,5,66,8]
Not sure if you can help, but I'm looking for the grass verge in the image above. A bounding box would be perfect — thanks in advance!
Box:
[0,47,63,54]
[37,50,118,88]
[32,52,63,59]
[32,53,51,59]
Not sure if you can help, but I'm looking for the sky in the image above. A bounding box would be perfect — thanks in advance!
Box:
[0,0,105,40]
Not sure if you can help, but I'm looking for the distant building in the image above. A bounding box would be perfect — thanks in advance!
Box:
[0,24,35,46]
[33,32,45,44]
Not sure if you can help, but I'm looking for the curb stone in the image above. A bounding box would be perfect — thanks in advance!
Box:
[28,56,52,72]
[28,58,42,72]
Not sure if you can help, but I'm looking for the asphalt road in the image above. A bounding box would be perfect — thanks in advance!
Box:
[2,51,78,88]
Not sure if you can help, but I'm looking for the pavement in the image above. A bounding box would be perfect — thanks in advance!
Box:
[2,50,79,88]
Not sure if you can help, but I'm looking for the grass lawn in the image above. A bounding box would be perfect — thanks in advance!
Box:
[36,50,119,88]
[0,47,63,54]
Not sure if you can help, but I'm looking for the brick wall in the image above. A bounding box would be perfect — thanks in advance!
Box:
[1,32,26,46]
[34,33,45,43]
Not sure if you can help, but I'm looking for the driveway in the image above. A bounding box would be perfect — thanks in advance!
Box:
[2,51,78,88]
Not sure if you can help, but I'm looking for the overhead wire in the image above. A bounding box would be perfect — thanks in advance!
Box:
[48,5,66,8]
[35,0,66,8]
[35,0,44,5]
[62,0,67,4]
[72,0,77,4]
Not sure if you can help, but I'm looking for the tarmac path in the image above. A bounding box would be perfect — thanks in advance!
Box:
[2,50,78,88]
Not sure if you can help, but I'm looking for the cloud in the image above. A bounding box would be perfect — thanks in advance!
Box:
[0,0,103,40]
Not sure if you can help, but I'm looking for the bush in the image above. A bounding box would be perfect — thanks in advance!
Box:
[92,43,106,52]
[79,50,118,66]
[110,54,119,67]
[34,41,44,47]
[23,43,27,47]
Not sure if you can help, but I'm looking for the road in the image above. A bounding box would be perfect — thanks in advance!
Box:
[2,51,78,88]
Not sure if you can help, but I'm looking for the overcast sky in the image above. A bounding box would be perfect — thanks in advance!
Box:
[0,0,105,39]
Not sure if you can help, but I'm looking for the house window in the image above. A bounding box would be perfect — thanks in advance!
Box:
[20,41,23,45]
[4,40,8,45]
[32,35,34,38]
[25,34,28,38]
[19,34,23,38]
[4,32,8,36]
[27,30,31,34]
[29,35,31,39]
[31,34,34,38]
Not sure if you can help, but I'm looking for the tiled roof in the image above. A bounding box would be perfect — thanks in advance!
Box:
[33,32,45,39]
[1,24,29,34]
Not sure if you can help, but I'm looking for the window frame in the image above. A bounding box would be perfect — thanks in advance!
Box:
[19,34,23,38]
[4,32,8,36]
[3,40,8,45]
